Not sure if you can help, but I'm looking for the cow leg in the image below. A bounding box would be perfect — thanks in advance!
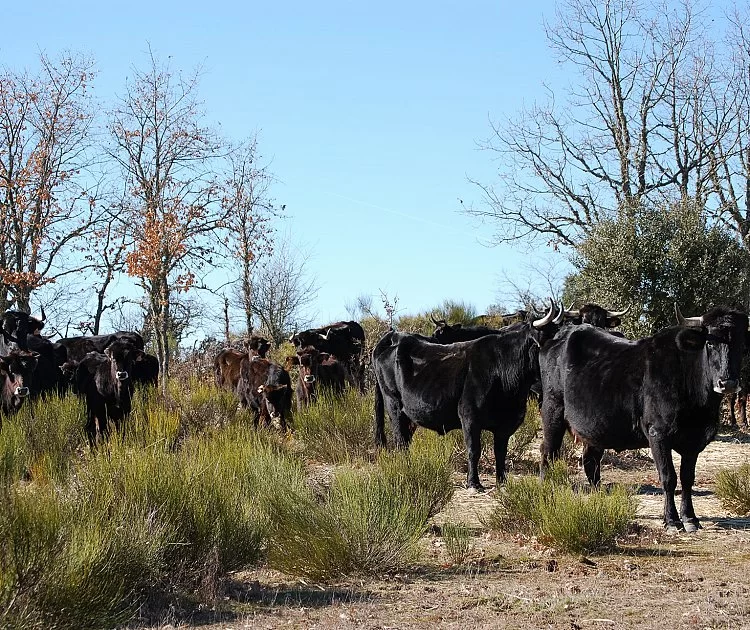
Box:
[581,443,604,487]
[649,438,681,530]
[741,394,748,427]
[679,451,701,532]
[492,431,510,487]
[729,394,738,426]
[463,422,484,491]
[540,395,566,476]
[384,399,413,449]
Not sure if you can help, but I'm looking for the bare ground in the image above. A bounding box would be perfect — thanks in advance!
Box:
[142,429,750,630]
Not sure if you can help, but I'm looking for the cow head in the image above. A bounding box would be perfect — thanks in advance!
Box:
[528,300,564,346]
[245,335,271,359]
[0,351,39,411]
[288,348,330,384]
[563,304,629,328]
[1,308,47,351]
[431,317,463,343]
[675,305,748,394]
[104,340,145,383]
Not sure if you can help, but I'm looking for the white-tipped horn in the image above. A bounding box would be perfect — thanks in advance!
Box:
[674,304,703,327]
[606,305,630,318]
[552,303,565,325]
[532,299,556,329]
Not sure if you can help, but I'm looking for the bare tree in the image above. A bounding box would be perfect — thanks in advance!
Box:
[246,238,318,345]
[0,52,103,312]
[222,134,278,335]
[107,50,228,380]
[469,0,720,248]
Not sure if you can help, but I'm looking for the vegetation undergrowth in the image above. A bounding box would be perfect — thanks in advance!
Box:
[293,387,375,463]
[483,460,636,554]
[267,431,455,581]
[715,463,750,515]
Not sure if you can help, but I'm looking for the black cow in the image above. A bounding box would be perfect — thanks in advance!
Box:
[132,353,159,388]
[25,334,68,398]
[431,320,508,344]
[286,347,350,408]
[58,331,144,363]
[1,308,46,353]
[236,357,292,430]
[539,305,748,532]
[373,306,560,490]
[75,339,146,445]
[561,304,629,329]
[0,351,39,423]
[290,321,365,391]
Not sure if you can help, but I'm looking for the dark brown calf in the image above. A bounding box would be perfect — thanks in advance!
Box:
[286,347,350,409]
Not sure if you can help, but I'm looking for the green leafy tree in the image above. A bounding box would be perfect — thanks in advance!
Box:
[566,200,750,337]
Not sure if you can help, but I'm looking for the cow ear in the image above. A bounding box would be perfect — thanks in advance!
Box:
[676,328,706,353]
[285,355,299,369]
[319,352,331,362]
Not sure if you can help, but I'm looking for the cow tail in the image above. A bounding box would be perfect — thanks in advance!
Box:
[374,379,387,449]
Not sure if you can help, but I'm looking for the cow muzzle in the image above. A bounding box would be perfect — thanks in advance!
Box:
[14,386,29,397]
[715,379,739,394]
[116,371,129,381]
[303,375,316,384]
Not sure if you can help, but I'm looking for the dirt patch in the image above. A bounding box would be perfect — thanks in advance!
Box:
[139,429,750,629]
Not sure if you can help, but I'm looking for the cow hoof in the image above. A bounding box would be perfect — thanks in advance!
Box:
[467,485,485,494]
[683,519,701,533]
[664,521,685,534]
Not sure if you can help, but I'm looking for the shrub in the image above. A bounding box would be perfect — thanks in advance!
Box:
[268,435,453,581]
[376,430,455,518]
[484,461,635,554]
[442,521,472,565]
[268,466,431,581]
[716,463,750,515]
[293,388,375,463]
[0,394,85,486]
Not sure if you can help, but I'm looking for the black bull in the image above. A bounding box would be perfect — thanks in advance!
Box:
[539,306,747,531]
[373,316,559,490]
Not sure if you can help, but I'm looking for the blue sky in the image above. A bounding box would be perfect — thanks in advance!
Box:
[5,1,564,332]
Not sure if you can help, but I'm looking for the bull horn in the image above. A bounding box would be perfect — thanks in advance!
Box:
[430,314,444,326]
[674,304,703,327]
[552,303,565,325]
[532,299,556,329]
[564,303,579,317]
[606,305,630,318]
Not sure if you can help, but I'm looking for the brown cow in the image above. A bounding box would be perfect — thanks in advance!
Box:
[286,347,350,409]
[214,336,271,392]
[215,349,246,392]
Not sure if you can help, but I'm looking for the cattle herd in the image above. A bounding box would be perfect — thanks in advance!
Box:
[1,301,748,533]
[0,309,158,443]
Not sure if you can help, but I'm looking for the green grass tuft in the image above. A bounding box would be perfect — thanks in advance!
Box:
[293,387,375,463]
[484,460,635,554]
[715,463,750,515]
[442,520,472,565]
